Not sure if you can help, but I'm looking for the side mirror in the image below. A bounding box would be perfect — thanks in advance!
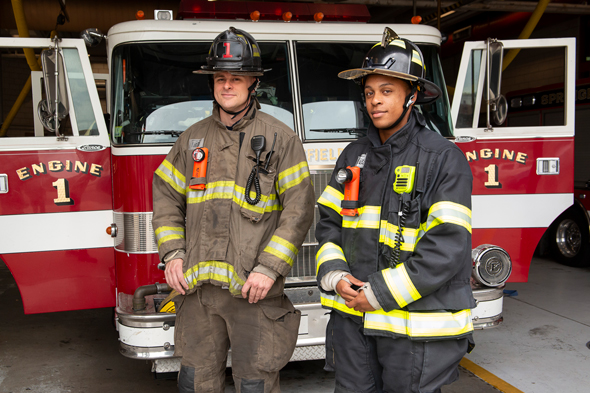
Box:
[80,28,104,47]
[485,39,505,131]
[39,45,69,136]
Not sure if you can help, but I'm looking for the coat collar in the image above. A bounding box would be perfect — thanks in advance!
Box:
[212,97,261,131]
[366,109,426,152]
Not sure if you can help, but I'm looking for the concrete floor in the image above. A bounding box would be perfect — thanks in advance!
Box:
[6,256,586,392]
[466,257,590,393]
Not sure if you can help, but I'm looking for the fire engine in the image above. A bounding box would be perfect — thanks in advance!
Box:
[0,0,575,375]
[504,79,590,267]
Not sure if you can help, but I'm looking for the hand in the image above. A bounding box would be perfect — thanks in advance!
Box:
[242,272,275,303]
[336,274,365,302]
[164,259,189,295]
[345,289,376,312]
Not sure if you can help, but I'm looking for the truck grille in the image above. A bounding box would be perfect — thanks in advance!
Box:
[286,170,332,284]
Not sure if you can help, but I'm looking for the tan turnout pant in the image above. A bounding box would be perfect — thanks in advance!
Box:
[174,284,300,393]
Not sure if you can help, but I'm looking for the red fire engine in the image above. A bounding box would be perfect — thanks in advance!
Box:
[0,0,576,375]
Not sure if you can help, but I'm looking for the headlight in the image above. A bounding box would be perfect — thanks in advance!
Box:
[471,244,512,287]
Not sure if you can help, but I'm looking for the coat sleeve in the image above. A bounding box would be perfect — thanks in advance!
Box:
[314,155,351,294]
[369,146,473,312]
[257,134,316,277]
[152,142,188,262]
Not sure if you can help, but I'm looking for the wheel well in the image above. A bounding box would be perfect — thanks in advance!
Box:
[535,203,589,256]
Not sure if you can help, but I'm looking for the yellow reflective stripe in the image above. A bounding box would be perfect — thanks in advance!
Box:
[320,293,363,317]
[184,261,245,296]
[155,159,186,195]
[317,185,344,215]
[277,161,310,195]
[342,205,381,229]
[155,226,185,247]
[233,184,281,214]
[379,220,417,252]
[411,50,423,67]
[316,242,346,274]
[186,181,235,204]
[392,39,406,49]
[264,235,298,266]
[382,264,421,308]
[364,309,473,338]
[425,202,472,234]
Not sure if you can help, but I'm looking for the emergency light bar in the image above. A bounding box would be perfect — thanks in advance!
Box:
[178,0,371,22]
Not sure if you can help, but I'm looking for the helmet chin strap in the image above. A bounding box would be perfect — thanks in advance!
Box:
[381,84,418,132]
[218,78,259,120]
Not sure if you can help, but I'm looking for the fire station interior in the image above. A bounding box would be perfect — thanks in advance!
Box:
[1,1,590,392]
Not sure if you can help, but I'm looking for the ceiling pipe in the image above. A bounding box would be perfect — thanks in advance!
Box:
[502,0,552,71]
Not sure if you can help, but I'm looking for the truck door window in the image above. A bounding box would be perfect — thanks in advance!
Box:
[111,42,292,144]
[455,46,566,130]
[62,49,99,136]
[1,47,76,138]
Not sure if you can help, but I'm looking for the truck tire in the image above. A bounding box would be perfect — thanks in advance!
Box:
[549,211,590,267]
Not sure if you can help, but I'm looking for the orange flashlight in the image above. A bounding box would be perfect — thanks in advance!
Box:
[189,147,208,190]
[336,166,360,217]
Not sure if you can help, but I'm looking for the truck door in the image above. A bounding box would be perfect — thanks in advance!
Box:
[451,38,576,281]
[0,38,114,313]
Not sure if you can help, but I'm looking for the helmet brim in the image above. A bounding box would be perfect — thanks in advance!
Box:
[338,68,441,105]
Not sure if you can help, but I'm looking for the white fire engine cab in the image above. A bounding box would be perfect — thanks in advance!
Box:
[0,1,576,375]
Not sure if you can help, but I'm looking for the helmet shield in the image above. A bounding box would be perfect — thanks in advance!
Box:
[338,28,441,104]
[196,27,268,76]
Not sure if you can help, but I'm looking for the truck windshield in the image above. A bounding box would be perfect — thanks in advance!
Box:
[110,41,452,145]
[111,42,293,144]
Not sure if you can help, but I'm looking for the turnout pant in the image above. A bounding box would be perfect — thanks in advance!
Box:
[173,284,300,393]
[325,311,472,393]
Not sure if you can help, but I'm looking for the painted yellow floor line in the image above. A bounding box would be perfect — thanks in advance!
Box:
[460,358,524,393]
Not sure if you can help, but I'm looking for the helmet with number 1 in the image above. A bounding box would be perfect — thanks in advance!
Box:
[338,28,441,104]
[197,27,266,76]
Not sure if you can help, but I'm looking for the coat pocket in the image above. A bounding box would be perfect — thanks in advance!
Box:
[384,196,422,265]
[256,295,301,372]
[239,167,277,223]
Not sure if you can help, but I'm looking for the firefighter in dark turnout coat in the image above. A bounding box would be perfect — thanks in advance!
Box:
[315,28,476,393]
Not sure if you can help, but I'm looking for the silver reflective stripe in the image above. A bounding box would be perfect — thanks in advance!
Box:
[364,309,473,338]
[186,182,234,204]
[342,206,380,229]
[277,162,310,194]
[155,160,186,195]
[264,236,298,266]
[184,261,245,296]
[382,265,421,308]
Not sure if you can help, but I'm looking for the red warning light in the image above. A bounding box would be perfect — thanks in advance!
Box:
[314,12,324,22]
[411,15,422,24]
[282,11,292,22]
[136,10,145,20]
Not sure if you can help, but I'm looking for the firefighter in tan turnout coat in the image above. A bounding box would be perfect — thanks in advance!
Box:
[152,27,315,393]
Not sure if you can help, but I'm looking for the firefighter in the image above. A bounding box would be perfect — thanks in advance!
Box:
[315,28,476,393]
[152,27,315,393]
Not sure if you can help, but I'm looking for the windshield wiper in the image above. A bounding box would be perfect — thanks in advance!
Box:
[310,128,367,137]
[125,130,183,137]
